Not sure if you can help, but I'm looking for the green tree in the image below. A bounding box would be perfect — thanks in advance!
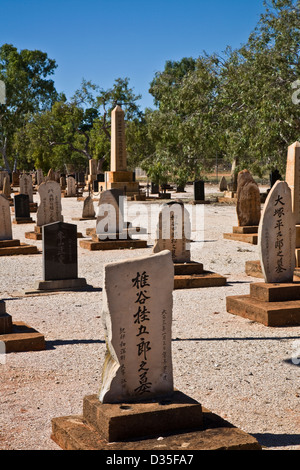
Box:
[217,0,300,176]
[0,44,58,172]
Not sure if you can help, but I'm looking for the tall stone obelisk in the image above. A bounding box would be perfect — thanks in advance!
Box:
[104,105,139,196]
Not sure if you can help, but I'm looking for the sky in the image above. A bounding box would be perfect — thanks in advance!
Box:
[0,0,267,110]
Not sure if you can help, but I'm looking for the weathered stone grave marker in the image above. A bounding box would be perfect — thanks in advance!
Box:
[223,169,261,245]
[80,189,147,251]
[227,181,300,326]
[0,194,38,255]
[153,200,226,289]
[51,250,261,450]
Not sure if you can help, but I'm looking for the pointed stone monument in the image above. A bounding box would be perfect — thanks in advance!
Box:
[51,250,261,450]
[227,181,300,326]
[153,200,226,289]
[104,105,139,197]
[223,169,261,244]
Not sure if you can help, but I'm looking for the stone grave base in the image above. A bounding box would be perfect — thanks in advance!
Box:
[13,217,34,224]
[223,226,258,245]
[245,260,300,281]
[85,226,147,238]
[25,225,83,240]
[51,392,261,451]
[20,278,90,295]
[72,216,96,221]
[227,282,300,327]
[79,236,147,251]
[0,305,45,352]
[30,202,38,213]
[173,262,227,289]
[0,239,39,256]
[189,200,210,205]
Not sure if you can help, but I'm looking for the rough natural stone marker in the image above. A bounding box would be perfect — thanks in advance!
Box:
[259,180,295,283]
[100,250,174,403]
[223,169,260,245]
[236,170,261,227]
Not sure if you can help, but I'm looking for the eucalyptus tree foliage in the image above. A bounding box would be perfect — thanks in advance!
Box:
[0,43,58,171]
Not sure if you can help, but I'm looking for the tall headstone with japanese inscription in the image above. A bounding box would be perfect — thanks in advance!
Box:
[66,176,76,197]
[19,173,34,203]
[36,180,63,227]
[42,222,78,281]
[227,180,300,326]
[104,105,139,196]
[153,200,191,263]
[99,250,174,404]
[0,194,12,240]
[258,181,296,283]
[96,189,124,238]
[29,221,88,292]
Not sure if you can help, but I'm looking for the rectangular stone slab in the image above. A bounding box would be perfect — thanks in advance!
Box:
[223,233,258,245]
[174,272,226,290]
[232,226,258,234]
[250,282,300,302]
[83,392,203,442]
[0,322,45,352]
[79,239,147,251]
[51,407,261,451]
[227,295,300,327]
[174,262,204,275]
[0,243,39,256]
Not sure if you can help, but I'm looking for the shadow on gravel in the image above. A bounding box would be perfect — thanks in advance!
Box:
[46,339,105,349]
[252,433,300,449]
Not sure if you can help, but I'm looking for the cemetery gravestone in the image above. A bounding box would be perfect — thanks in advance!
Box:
[50,251,260,450]
[19,174,33,203]
[66,176,76,197]
[259,181,295,284]
[13,194,33,223]
[2,176,11,199]
[96,189,125,238]
[0,195,12,240]
[193,181,205,202]
[32,222,87,292]
[153,200,226,289]
[227,181,300,326]
[223,169,260,245]
[36,181,63,227]
[100,250,174,404]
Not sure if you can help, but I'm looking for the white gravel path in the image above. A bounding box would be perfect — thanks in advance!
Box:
[1,184,299,450]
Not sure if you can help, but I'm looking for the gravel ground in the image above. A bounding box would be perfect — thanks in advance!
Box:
[1,184,300,451]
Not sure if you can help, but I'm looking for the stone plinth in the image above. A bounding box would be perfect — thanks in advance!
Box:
[51,395,261,451]
[79,238,147,251]
[0,239,39,256]
[227,282,300,327]
[173,262,227,290]
[223,231,258,245]
[0,301,45,352]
